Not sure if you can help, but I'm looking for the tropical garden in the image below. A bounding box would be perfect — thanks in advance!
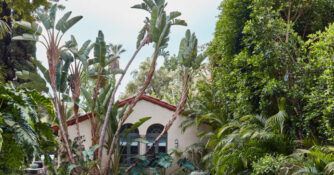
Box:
[1,0,334,174]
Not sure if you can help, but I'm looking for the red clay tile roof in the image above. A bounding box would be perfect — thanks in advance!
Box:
[51,95,176,131]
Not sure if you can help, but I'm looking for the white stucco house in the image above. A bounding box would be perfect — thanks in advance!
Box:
[52,95,208,174]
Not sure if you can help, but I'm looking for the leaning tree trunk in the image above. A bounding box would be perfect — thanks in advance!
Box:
[97,34,152,164]
[100,44,156,175]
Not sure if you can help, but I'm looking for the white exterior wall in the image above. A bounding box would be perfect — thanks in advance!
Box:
[67,119,92,151]
[67,99,208,174]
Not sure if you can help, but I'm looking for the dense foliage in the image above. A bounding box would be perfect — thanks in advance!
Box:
[0,83,56,174]
[120,56,183,103]
[6,0,334,174]
[0,0,60,82]
[194,0,334,174]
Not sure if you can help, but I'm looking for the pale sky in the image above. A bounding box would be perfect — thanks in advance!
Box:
[36,0,220,99]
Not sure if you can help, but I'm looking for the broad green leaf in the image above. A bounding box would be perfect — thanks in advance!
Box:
[88,57,99,66]
[177,158,195,171]
[67,164,79,174]
[132,3,150,12]
[56,11,72,31]
[49,4,57,28]
[129,137,149,144]
[12,34,38,41]
[157,21,171,48]
[154,0,165,7]
[149,7,159,42]
[143,0,155,9]
[168,11,181,20]
[81,87,93,110]
[32,58,51,84]
[124,117,151,137]
[60,16,83,33]
[137,24,147,48]
[36,10,51,30]
[78,40,91,55]
[171,19,187,26]
[94,31,107,67]
[31,22,43,35]
[156,153,173,168]
[83,145,99,160]
[14,21,32,29]
[101,83,114,109]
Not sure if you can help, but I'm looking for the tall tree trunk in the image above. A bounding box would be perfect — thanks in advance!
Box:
[97,34,151,164]
[102,51,158,175]
[49,49,76,164]
[73,102,81,143]
[53,89,76,164]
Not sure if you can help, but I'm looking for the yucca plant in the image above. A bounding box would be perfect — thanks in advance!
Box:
[12,4,83,164]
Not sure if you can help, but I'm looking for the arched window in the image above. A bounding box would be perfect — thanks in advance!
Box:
[146,124,167,155]
[119,124,139,166]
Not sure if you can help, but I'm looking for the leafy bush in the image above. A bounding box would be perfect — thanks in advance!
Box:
[195,0,334,174]
[0,84,56,174]
[252,154,293,175]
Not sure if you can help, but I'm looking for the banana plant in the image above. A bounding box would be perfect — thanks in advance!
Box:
[12,4,83,164]
[63,36,94,151]
[126,29,205,172]
[78,31,124,153]
[99,2,187,172]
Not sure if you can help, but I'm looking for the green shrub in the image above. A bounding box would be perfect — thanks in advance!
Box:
[252,154,292,175]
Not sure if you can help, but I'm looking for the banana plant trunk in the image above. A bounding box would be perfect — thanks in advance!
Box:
[74,105,80,137]
[90,112,99,155]
[48,48,76,164]
[52,90,76,164]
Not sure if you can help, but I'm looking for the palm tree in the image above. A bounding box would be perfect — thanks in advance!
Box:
[109,44,125,71]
